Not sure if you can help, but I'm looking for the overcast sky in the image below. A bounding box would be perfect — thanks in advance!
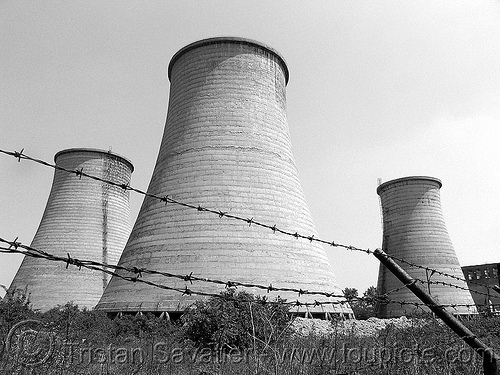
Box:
[1,1,499,299]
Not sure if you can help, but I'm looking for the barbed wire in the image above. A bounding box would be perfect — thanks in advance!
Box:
[0,246,342,309]
[0,236,465,308]
[0,237,374,306]
[384,252,494,292]
[416,279,493,299]
[0,238,483,311]
[1,148,495,297]
[0,237,348,300]
[2,153,498,374]
[0,147,374,252]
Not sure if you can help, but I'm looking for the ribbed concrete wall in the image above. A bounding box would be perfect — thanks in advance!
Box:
[376,176,477,317]
[9,148,133,311]
[97,37,352,318]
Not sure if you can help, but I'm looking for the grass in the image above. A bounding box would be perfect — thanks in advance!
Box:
[2,313,499,374]
[2,293,499,375]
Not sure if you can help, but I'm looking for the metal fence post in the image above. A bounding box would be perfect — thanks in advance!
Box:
[373,248,499,375]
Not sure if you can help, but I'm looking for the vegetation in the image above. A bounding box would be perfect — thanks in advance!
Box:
[0,289,498,375]
[343,286,378,320]
[181,289,292,350]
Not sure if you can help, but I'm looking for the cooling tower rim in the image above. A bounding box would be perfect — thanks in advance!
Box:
[54,148,134,173]
[168,36,289,85]
[377,176,442,195]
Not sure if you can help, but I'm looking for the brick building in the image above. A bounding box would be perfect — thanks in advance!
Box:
[462,263,500,313]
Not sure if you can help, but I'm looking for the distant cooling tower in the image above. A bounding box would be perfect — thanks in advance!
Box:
[376,176,477,317]
[9,148,133,311]
[97,37,353,319]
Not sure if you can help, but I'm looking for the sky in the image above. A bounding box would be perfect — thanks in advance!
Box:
[1,0,499,299]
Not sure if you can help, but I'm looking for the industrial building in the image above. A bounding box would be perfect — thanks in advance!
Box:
[96,37,353,319]
[462,263,500,314]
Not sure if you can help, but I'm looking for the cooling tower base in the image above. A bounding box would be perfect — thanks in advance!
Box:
[104,310,354,321]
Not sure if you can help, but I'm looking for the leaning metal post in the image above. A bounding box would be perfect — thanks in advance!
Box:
[373,248,499,375]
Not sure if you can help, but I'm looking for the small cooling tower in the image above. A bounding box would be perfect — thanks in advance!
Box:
[9,148,133,311]
[376,176,476,317]
[96,37,352,319]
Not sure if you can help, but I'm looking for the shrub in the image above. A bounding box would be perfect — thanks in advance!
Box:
[343,286,377,320]
[0,288,35,329]
[181,289,292,350]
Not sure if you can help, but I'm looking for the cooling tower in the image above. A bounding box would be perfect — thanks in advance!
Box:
[8,148,133,311]
[97,37,353,319]
[376,176,477,317]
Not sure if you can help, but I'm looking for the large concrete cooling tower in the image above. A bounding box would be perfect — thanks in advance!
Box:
[376,176,476,317]
[96,37,352,319]
[9,148,133,311]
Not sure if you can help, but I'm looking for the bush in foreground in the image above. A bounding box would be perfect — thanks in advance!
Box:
[181,289,292,350]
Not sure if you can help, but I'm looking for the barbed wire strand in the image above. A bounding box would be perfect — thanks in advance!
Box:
[415,279,494,299]
[0,240,482,311]
[0,148,494,295]
[2,149,498,374]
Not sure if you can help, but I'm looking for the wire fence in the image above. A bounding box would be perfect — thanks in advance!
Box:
[0,148,494,294]
[0,148,496,312]
[1,239,496,375]
[0,238,440,309]
[2,147,500,374]
[0,233,488,312]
